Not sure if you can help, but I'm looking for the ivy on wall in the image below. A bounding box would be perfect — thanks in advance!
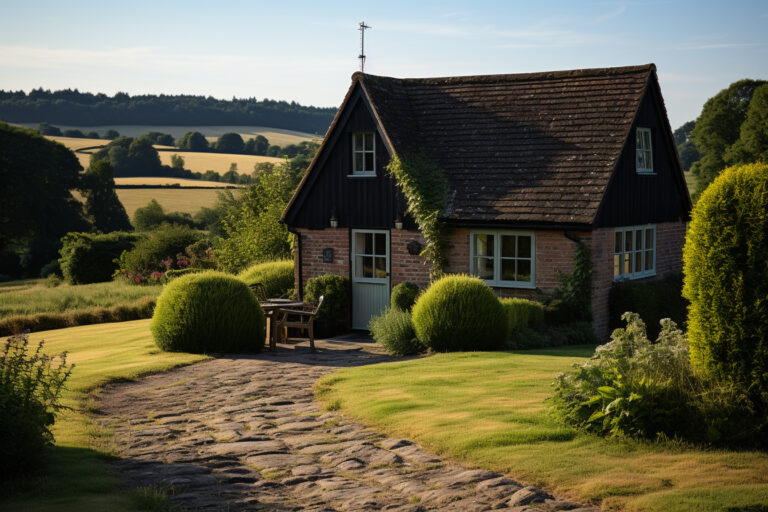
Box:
[557,241,594,320]
[387,152,449,279]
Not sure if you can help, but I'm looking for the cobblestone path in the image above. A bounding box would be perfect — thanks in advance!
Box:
[97,338,598,511]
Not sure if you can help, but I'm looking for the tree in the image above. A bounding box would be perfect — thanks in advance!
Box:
[0,122,88,274]
[727,84,768,165]
[216,132,245,153]
[177,131,209,152]
[86,131,100,139]
[170,154,185,170]
[143,131,175,146]
[37,122,62,136]
[62,129,85,138]
[132,199,166,231]
[683,162,768,405]
[244,135,269,155]
[82,159,131,232]
[127,136,162,175]
[690,79,766,195]
[104,129,119,139]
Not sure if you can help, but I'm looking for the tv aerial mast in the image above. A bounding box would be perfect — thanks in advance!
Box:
[358,21,371,72]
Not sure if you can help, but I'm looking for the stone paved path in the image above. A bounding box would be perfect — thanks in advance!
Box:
[97,337,598,511]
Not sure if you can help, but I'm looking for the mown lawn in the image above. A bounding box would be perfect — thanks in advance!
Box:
[316,348,768,512]
[0,279,162,318]
[0,319,207,511]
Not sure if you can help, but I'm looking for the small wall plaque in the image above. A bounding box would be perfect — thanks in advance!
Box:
[322,248,334,263]
[406,240,422,256]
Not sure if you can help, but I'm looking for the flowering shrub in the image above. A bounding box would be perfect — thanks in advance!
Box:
[116,224,202,284]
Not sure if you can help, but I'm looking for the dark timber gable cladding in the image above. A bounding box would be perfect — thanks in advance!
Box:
[284,64,690,229]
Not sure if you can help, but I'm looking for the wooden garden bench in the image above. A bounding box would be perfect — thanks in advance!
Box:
[274,296,324,352]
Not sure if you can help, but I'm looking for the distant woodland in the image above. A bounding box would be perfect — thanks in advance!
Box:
[0,89,336,134]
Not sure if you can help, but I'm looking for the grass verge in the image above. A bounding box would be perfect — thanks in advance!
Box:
[315,347,768,512]
[0,319,208,511]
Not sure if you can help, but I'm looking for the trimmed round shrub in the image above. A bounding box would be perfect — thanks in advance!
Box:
[412,274,506,352]
[391,281,420,312]
[500,297,545,334]
[237,260,294,298]
[369,308,424,356]
[150,271,265,353]
[683,162,768,399]
[165,268,205,280]
[304,274,350,335]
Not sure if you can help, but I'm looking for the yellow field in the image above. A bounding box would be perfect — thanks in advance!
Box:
[158,151,283,173]
[35,124,320,146]
[114,177,240,188]
[116,188,234,216]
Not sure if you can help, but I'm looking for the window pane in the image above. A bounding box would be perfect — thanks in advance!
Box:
[518,236,531,258]
[644,150,652,169]
[646,228,654,249]
[636,130,642,148]
[374,257,386,278]
[636,152,644,169]
[355,233,367,255]
[354,152,363,172]
[624,254,631,274]
[501,259,515,281]
[645,250,654,271]
[635,252,643,273]
[374,233,385,255]
[635,230,643,251]
[625,232,633,252]
[643,130,652,148]
[355,255,373,278]
[615,232,622,253]
[364,132,374,149]
[517,260,531,282]
[475,235,494,257]
[501,235,515,257]
[353,133,362,150]
[476,257,494,279]
[614,254,621,276]
[365,152,374,172]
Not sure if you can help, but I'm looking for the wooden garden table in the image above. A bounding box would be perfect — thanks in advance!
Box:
[259,300,305,352]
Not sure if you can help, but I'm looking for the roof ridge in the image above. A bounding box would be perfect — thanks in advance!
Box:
[352,63,655,85]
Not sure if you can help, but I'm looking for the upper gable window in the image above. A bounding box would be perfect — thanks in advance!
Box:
[636,127,654,174]
[351,132,375,176]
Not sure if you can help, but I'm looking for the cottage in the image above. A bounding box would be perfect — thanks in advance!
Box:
[282,64,691,337]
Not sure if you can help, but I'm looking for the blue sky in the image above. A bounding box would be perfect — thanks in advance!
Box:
[1,0,767,128]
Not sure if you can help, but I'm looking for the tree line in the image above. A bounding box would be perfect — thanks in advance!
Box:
[0,88,335,134]
[674,79,768,198]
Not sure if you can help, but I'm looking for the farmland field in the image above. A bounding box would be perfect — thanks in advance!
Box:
[157,150,283,173]
[33,124,320,146]
[116,188,232,216]
[114,177,240,188]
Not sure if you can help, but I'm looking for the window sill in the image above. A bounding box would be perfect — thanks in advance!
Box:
[482,280,536,289]
[347,173,376,178]
[636,170,656,176]
[613,270,656,282]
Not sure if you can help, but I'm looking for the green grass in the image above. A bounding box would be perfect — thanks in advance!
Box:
[316,348,768,512]
[0,319,207,511]
[0,280,162,318]
[684,170,698,197]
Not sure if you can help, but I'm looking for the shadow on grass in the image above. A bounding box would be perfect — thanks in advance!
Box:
[507,345,598,358]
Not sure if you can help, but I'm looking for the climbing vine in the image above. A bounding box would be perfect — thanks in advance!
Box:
[556,241,594,321]
[387,152,449,279]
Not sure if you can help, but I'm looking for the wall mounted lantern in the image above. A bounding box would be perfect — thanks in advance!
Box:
[406,240,422,255]
[329,214,338,228]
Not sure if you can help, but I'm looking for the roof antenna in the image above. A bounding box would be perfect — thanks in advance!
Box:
[358,21,371,73]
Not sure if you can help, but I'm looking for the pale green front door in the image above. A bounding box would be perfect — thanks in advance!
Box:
[351,229,390,330]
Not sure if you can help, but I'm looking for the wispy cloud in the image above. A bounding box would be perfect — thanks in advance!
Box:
[677,42,768,50]
[592,2,628,24]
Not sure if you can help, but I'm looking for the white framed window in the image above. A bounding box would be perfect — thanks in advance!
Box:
[351,132,375,176]
[470,230,535,288]
[614,225,655,280]
[636,127,654,174]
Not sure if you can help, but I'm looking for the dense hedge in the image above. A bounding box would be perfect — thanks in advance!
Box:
[412,275,506,352]
[683,162,768,402]
[500,297,545,334]
[117,224,201,280]
[391,282,420,312]
[238,260,294,298]
[151,272,264,353]
[369,308,424,356]
[304,274,350,336]
[59,231,140,284]
[609,274,686,339]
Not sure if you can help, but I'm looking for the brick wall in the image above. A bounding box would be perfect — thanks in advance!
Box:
[591,220,687,339]
[389,229,431,288]
[294,228,350,294]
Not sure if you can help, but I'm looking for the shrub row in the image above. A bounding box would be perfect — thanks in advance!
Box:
[237,260,294,298]
[609,274,686,339]
[0,296,156,336]
[116,224,202,282]
[304,274,350,337]
[59,231,141,284]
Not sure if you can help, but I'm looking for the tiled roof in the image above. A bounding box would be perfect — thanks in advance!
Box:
[357,64,655,225]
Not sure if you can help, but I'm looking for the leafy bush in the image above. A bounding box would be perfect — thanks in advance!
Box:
[391,281,420,312]
[507,321,596,349]
[237,260,294,298]
[551,313,766,447]
[0,333,73,479]
[369,308,424,356]
[0,296,156,336]
[59,231,140,284]
[610,274,686,339]
[165,268,204,280]
[132,199,198,231]
[412,274,506,352]
[683,162,768,404]
[116,224,201,282]
[500,297,545,334]
[151,271,264,353]
[304,274,350,336]
[39,259,61,278]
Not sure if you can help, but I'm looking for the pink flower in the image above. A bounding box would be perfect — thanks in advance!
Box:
[134,276,141,283]
[177,259,189,267]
